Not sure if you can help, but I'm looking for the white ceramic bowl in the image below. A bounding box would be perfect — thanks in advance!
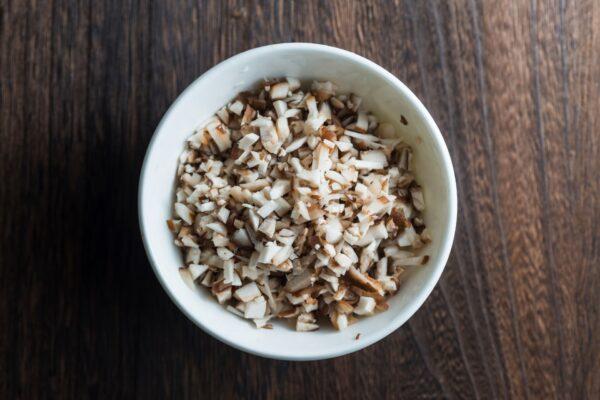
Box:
[139,43,457,360]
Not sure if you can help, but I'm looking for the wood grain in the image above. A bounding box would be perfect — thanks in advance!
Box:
[1,0,598,398]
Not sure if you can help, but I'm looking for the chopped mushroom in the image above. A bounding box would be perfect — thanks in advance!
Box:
[285,269,315,293]
[175,203,193,225]
[189,264,209,280]
[234,282,262,302]
[244,296,267,319]
[270,82,289,100]
[168,78,431,331]
[296,313,319,331]
[354,296,376,315]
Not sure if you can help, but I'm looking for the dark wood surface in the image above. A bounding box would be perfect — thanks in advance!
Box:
[1,0,598,398]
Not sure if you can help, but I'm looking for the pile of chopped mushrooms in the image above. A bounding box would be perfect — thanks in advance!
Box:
[169,78,431,331]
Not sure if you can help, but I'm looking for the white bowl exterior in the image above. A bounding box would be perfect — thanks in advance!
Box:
[139,43,457,360]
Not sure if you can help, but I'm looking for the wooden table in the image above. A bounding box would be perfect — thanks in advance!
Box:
[1,1,598,398]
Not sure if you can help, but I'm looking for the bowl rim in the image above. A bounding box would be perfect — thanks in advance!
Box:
[138,42,458,361]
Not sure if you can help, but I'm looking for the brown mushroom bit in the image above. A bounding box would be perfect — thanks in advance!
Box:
[169,78,430,331]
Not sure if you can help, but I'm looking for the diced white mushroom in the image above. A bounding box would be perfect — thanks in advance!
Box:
[257,200,278,218]
[185,247,201,264]
[260,125,282,154]
[234,282,262,302]
[380,277,397,292]
[285,269,315,292]
[323,243,336,257]
[258,218,276,238]
[353,159,386,170]
[273,100,288,117]
[325,170,348,185]
[354,296,376,315]
[257,241,281,264]
[228,100,244,115]
[240,179,270,192]
[336,300,354,315]
[324,217,343,244]
[242,265,259,280]
[285,291,308,305]
[200,270,214,287]
[206,222,227,236]
[223,259,235,283]
[269,179,291,200]
[331,312,348,330]
[355,111,369,132]
[296,313,319,331]
[212,232,229,247]
[397,225,419,247]
[285,137,307,153]
[320,271,339,292]
[334,253,353,269]
[348,266,384,296]
[361,150,388,167]
[355,223,388,246]
[276,117,290,142]
[292,201,311,221]
[206,121,232,152]
[271,245,293,266]
[181,235,198,248]
[217,247,235,260]
[179,268,196,289]
[335,139,354,152]
[189,264,209,280]
[175,203,194,225]
[216,107,230,124]
[344,129,381,143]
[284,108,302,119]
[375,257,388,280]
[214,287,232,304]
[410,186,425,211]
[217,207,230,224]
[238,133,259,150]
[270,82,290,100]
[274,198,292,216]
[244,296,267,319]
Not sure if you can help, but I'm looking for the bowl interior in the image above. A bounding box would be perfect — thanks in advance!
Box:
[139,44,456,360]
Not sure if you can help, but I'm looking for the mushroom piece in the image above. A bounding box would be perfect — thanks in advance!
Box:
[213,286,232,304]
[270,82,290,100]
[285,269,315,293]
[347,267,385,296]
[228,100,245,115]
[410,185,425,211]
[216,247,234,260]
[232,228,252,247]
[330,311,348,330]
[354,296,376,315]
[185,247,201,264]
[234,282,262,302]
[174,203,194,225]
[189,264,209,280]
[244,296,267,319]
[296,313,319,331]
[238,133,260,150]
[258,218,277,238]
